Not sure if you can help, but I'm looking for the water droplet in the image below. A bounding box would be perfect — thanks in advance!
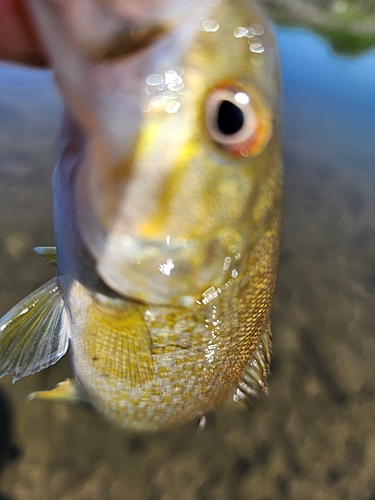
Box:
[170,66,184,76]
[223,256,232,272]
[165,101,181,113]
[249,23,264,36]
[151,95,167,107]
[234,26,256,39]
[168,80,184,92]
[249,40,264,54]
[203,286,215,297]
[164,70,179,86]
[140,100,151,112]
[146,73,164,86]
[234,27,249,38]
[202,286,221,304]
[159,258,175,276]
[199,18,220,32]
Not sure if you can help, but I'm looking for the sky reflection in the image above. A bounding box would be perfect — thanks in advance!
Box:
[276,26,375,175]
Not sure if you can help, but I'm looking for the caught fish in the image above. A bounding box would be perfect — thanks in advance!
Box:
[0,0,282,431]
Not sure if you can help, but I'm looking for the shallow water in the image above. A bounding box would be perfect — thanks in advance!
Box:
[0,25,374,500]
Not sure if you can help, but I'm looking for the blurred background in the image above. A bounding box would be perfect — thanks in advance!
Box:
[0,1,374,498]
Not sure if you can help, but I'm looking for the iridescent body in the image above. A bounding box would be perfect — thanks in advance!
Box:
[0,0,282,431]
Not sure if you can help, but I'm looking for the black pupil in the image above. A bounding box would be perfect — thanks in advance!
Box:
[217,100,244,135]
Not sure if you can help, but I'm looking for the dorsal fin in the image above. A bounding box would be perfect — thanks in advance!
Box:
[83,301,153,388]
[0,277,69,382]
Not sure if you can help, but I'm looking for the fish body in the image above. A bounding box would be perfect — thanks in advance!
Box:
[0,0,282,431]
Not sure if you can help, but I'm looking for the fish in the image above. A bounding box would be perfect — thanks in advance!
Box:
[0,0,282,431]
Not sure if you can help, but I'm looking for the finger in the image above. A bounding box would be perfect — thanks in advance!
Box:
[0,0,49,66]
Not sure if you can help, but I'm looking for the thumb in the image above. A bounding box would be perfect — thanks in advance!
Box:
[0,0,49,67]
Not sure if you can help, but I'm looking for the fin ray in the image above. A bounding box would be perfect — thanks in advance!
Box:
[233,321,272,408]
[84,302,153,388]
[0,278,69,381]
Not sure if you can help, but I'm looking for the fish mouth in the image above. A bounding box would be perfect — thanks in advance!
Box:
[94,229,244,307]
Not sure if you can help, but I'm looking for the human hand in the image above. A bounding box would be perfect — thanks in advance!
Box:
[0,0,48,66]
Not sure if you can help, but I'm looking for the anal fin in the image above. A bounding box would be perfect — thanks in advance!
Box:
[28,379,89,406]
[233,321,272,409]
[0,277,69,381]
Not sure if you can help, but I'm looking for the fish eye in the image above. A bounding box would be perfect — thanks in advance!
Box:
[205,84,273,157]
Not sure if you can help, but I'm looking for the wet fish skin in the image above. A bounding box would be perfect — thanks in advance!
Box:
[0,0,282,431]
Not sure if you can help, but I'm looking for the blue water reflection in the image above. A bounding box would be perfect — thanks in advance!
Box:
[276,27,375,176]
[278,27,375,105]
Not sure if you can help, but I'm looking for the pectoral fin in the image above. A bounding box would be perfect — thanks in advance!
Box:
[84,302,154,388]
[0,277,69,382]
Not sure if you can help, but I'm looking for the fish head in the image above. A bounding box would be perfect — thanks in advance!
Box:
[31,0,281,307]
